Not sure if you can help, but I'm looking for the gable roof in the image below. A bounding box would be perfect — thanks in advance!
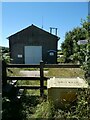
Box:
[7,24,60,40]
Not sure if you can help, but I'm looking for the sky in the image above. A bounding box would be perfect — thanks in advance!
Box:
[1,1,89,49]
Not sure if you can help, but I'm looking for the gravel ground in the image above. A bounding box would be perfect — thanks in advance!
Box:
[20,70,48,77]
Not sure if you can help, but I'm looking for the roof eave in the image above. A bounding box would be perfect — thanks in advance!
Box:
[7,24,60,40]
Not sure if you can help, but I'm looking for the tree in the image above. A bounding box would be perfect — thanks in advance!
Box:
[61,17,90,84]
[61,18,89,64]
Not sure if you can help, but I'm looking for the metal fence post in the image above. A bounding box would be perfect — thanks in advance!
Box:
[40,60,44,97]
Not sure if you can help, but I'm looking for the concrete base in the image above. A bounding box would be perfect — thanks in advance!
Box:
[47,77,88,107]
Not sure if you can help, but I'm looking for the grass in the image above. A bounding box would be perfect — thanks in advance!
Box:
[20,89,90,120]
[46,68,84,78]
[7,67,84,78]
[7,68,21,76]
[7,67,85,96]
[3,66,88,120]
[8,67,84,96]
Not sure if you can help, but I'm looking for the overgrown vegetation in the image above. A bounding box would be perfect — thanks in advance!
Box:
[0,46,10,63]
[2,65,89,120]
[61,17,90,64]
[2,16,90,119]
[2,87,90,120]
[61,17,90,84]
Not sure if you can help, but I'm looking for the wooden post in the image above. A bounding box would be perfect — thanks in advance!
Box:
[2,61,7,86]
[40,60,44,97]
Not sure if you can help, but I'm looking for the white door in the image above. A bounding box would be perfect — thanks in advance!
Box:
[25,46,42,64]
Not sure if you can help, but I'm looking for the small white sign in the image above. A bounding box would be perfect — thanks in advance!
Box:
[77,40,88,45]
[18,54,22,58]
[49,52,54,56]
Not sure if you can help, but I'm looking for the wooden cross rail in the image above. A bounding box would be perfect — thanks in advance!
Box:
[6,64,40,68]
[7,76,48,80]
[17,85,47,89]
[44,64,81,68]
[2,60,81,97]
[6,63,80,68]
